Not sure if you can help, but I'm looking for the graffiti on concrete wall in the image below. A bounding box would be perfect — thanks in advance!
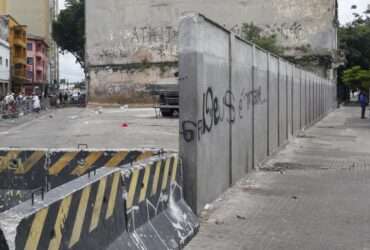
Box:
[131,26,178,44]
[97,26,178,61]
[181,86,266,143]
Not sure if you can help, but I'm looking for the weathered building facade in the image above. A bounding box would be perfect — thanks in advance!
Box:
[86,0,338,103]
[26,34,49,95]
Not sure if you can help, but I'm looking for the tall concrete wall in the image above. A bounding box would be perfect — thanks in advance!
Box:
[179,14,337,213]
[86,0,337,103]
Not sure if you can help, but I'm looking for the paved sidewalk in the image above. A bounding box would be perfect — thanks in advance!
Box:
[187,107,370,250]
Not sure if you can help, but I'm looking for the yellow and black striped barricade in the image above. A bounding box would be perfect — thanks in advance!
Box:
[123,154,199,249]
[0,148,158,213]
[0,149,47,190]
[47,149,158,189]
[0,167,136,250]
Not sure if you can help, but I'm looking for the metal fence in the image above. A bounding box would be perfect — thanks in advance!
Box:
[0,98,49,119]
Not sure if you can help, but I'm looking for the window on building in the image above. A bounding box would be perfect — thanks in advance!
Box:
[27,43,33,51]
[27,57,33,65]
[27,71,33,79]
[5,59,8,67]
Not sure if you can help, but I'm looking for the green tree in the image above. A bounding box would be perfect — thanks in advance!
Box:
[338,8,370,97]
[52,0,85,70]
[342,66,370,90]
[240,23,284,55]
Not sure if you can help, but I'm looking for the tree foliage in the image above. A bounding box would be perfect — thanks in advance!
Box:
[52,0,85,69]
[240,23,284,55]
[342,66,370,90]
[339,8,370,91]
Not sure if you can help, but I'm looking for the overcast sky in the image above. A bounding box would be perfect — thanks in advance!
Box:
[58,0,84,82]
[57,0,370,82]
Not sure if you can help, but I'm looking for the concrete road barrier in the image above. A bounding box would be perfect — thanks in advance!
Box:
[0,150,47,190]
[0,148,160,213]
[0,167,126,250]
[123,155,199,249]
[47,149,157,189]
[0,154,198,250]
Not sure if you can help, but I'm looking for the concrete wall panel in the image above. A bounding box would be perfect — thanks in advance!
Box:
[253,49,269,165]
[179,16,231,212]
[231,38,253,183]
[268,56,279,155]
[287,63,293,138]
[292,67,301,134]
[279,61,288,146]
[301,71,307,128]
[179,14,336,213]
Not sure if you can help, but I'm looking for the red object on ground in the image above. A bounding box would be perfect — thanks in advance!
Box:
[121,123,128,128]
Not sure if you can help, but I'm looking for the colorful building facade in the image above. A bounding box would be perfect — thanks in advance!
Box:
[0,15,10,97]
[0,0,59,85]
[3,15,27,93]
[26,34,48,95]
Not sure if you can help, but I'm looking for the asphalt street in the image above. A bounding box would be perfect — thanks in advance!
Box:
[0,107,178,150]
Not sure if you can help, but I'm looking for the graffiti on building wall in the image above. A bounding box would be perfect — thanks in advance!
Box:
[131,26,178,44]
[97,26,178,61]
[96,22,305,62]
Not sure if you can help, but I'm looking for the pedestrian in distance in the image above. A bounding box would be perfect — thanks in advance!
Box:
[32,94,41,113]
[358,90,369,119]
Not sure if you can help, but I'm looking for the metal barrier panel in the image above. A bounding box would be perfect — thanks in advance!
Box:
[230,38,253,183]
[268,55,279,155]
[253,49,268,165]
[278,60,288,146]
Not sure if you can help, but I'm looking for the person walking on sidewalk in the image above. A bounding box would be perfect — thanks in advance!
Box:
[358,90,368,119]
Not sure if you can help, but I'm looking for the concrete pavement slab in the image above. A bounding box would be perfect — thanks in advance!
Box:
[187,107,370,250]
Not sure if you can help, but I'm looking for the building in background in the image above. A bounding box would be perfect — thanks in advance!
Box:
[3,15,27,93]
[0,15,9,97]
[86,0,339,103]
[0,0,59,87]
[26,34,48,95]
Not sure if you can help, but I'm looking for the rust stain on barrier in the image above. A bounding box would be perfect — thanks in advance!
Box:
[0,151,21,173]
